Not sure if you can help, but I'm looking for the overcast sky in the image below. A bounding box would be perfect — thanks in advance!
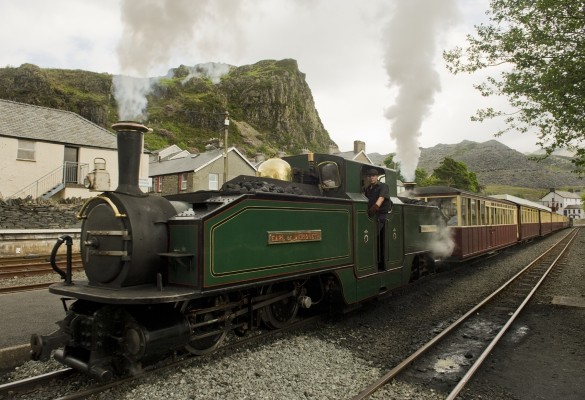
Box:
[0,0,540,171]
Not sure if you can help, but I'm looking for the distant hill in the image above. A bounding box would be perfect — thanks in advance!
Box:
[370,140,584,190]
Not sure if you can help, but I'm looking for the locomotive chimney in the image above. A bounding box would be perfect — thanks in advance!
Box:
[111,121,149,196]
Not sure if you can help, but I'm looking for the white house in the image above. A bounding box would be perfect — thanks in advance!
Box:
[563,204,583,219]
[0,99,150,200]
[540,188,582,217]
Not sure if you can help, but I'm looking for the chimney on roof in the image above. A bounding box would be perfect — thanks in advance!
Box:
[354,140,365,153]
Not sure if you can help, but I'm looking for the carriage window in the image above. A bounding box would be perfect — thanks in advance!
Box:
[461,197,469,226]
[470,199,477,226]
[480,201,486,225]
[431,197,458,226]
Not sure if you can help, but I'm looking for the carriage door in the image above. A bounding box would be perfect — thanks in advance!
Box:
[64,146,79,184]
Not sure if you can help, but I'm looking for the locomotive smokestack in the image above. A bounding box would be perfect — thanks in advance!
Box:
[111,121,149,196]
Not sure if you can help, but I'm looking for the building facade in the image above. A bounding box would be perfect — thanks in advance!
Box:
[149,145,257,195]
[540,189,583,218]
[0,100,150,200]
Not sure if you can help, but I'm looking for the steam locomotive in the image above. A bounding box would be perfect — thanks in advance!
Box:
[30,122,444,380]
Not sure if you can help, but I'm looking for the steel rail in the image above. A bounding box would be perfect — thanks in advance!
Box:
[0,282,54,294]
[351,228,578,400]
[445,227,579,399]
[0,368,75,396]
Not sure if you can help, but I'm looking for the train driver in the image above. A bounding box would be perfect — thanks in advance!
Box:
[364,168,391,231]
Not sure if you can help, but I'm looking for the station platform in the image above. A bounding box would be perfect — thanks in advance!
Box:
[0,289,67,368]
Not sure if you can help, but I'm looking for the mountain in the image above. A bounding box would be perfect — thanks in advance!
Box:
[388,140,583,190]
[0,60,334,157]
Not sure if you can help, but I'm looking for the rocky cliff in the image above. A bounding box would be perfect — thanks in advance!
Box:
[0,59,333,157]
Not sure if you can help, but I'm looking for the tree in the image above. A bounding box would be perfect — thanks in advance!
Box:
[414,167,439,187]
[432,157,481,192]
[383,154,405,182]
[444,0,585,173]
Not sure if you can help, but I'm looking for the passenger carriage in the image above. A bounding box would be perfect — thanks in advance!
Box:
[490,194,550,241]
[413,187,518,260]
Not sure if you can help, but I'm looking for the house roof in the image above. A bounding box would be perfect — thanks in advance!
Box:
[336,149,373,164]
[0,99,117,149]
[149,146,257,176]
[542,190,581,200]
[151,144,185,161]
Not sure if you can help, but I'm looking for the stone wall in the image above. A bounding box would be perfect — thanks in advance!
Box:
[0,198,83,229]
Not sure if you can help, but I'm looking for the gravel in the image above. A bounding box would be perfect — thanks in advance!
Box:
[1,229,577,399]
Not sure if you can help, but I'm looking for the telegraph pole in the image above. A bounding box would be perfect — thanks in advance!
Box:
[223,111,229,185]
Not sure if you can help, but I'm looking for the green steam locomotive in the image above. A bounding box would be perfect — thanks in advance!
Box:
[31,122,443,380]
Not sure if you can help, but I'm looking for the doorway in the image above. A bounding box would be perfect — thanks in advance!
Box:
[64,146,79,183]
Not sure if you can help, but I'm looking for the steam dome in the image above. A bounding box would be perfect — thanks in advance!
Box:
[257,158,292,181]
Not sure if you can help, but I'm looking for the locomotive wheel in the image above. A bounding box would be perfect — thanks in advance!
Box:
[180,296,229,355]
[261,282,299,329]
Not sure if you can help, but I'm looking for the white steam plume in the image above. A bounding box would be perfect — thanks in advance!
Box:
[179,62,232,85]
[383,0,458,180]
[114,0,245,121]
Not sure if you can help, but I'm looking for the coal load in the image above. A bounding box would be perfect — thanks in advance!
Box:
[222,179,305,195]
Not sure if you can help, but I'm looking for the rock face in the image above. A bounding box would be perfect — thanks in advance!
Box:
[220,59,331,154]
[0,63,112,127]
[0,59,334,156]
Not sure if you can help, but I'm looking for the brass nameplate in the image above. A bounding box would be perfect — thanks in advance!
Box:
[268,230,322,245]
[420,225,437,233]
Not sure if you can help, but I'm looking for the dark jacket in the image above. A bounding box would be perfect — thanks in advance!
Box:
[364,182,391,214]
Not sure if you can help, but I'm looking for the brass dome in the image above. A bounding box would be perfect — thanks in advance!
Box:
[257,158,292,181]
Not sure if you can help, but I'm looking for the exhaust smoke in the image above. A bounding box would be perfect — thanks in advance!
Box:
[383,0,459,181]
[113,0,245,121]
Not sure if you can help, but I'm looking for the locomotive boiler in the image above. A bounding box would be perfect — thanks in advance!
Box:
[30,122,443,380]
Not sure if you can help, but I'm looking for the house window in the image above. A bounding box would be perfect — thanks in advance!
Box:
[209,173,219,190]
[179,173,188,191]
[154,176,162,193]
[17,140,36,161]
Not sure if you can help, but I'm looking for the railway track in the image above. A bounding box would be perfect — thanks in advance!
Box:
[0,314,325,399]
[0,254,82,280]
[351,227,580,400]
[0,282,56,294]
